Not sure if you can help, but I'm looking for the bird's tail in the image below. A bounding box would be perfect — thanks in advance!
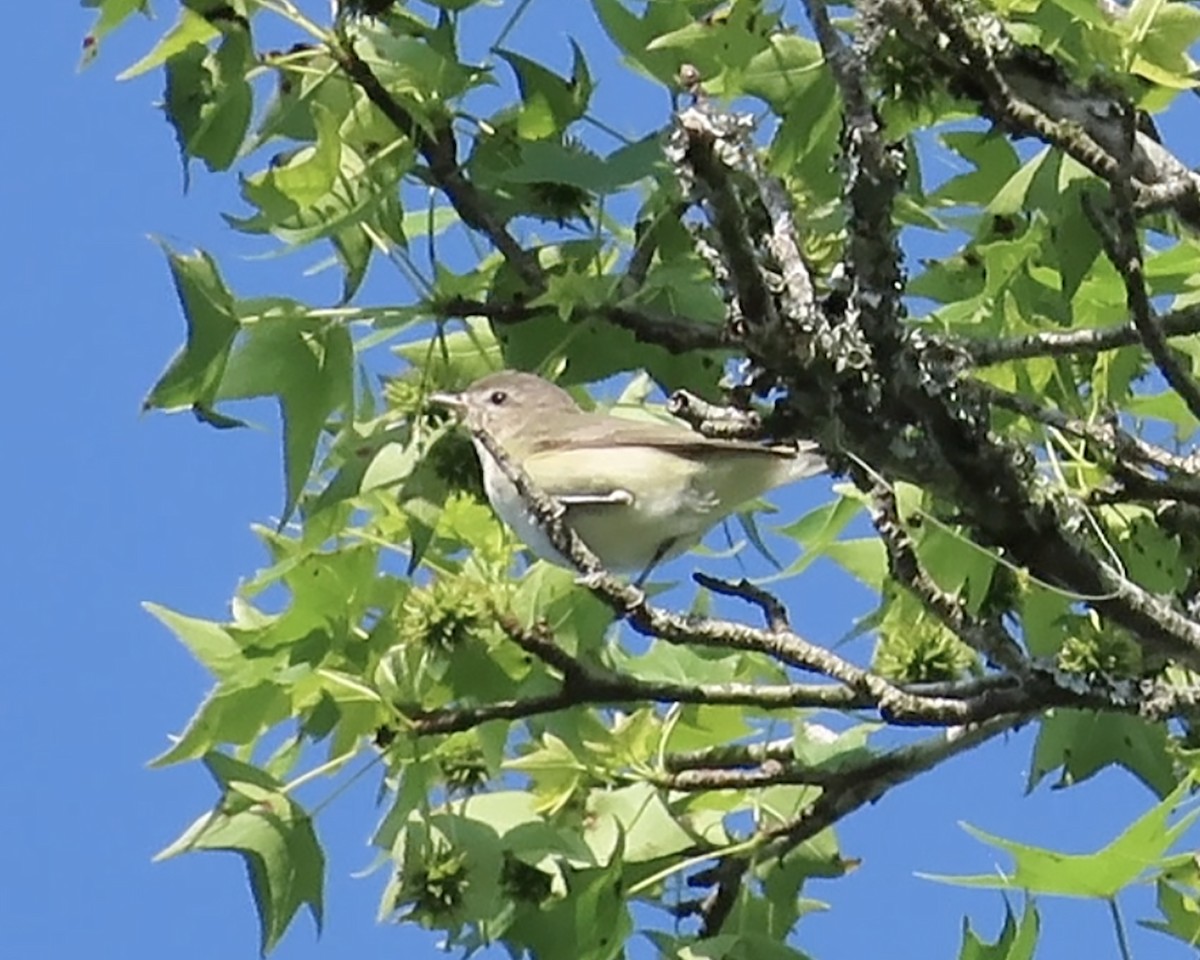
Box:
[783,440,826,483]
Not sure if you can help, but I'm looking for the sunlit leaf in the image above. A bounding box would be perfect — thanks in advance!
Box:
[957,902,1040,960]
[923,779,1200,897]
[155,754,324,954]
[1029,709,1177,798]
[143,246,240,415]
[118,6,219,79]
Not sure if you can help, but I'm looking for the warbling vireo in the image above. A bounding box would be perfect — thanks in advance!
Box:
[430,371,825,578]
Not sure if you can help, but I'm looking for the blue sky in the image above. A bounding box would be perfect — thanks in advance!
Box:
[4,3,1198,959]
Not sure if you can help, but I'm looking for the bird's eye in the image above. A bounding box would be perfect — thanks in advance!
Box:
[489,390,508,406]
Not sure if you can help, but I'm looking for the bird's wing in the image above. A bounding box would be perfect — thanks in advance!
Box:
[521,442,641,503]
[524,412,806,460]
[520,413,823,508]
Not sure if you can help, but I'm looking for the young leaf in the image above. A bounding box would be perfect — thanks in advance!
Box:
[1030,709,1177,798]
[216,310,354,521]
[118,6,219,79]
[162,28,253,172]
[143,602,243,679]
[957,902,1040,960]
[922,779,1200,898]
[1140,879,1200,947]
[143,246,240,416]
[496,47,592,139]
[155,753,324,955]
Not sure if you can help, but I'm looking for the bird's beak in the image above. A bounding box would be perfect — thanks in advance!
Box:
[428,390,467,414]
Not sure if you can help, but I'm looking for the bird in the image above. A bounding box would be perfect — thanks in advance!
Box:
[430,370,825,580]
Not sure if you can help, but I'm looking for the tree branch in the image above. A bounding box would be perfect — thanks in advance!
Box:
[668,391,766,440]
[464,418,1009,723]
[959,306,1200,366]
[865,480,1029,672]
[805,0,906,355]
[985,384,1200,478]
[913,0,1124,180]
[692,572,791,631]
[433,296,728,355]
[883,0,1200,229]
[1090,178,1200,423]
[694,857,748,938]
[667,106,782,333]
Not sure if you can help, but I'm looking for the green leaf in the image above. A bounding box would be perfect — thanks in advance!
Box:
[660,932,815,960]
[1103,504,1186,595]
[241,102,343,222]
[957,902,1040,960]
[156,754,324,954]
[144,603,243,678]
[330,226,372,303]
[773,493,864,576]
[1140,879,1200,947]
[824,538,887,590]
[151,681,290,766]
[644,0,777,89]
[914,521,997,615]
[1127,389,1200,438]
[609,641,749,687]
[603,135,668,186]
[162,27,253,172]
[1131,3,1200,87]
[988,147,1055,216]
[922,778,1200,898]
[82,0,151,66]
[497,46,592,140]
[355,26,483,110]
[931,131,1021,207]
[1124,0,1169,53]
[118,6,219,79]
[1029,709,1177,798]
[143,246,240,415]
[492,297,726,397]
[792,722,878,773]
[1047,0,1118,28]
[741,34,824,111]
[587,782,695,863]
[1056,187,1102,301]
[592,0,701,84]
[728,508,778,569]
[395,317,503,385]
[216,306,354,520]
[501,140,654,194]
[505,861,631,960]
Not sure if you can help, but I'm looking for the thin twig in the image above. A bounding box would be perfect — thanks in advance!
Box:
[434,296,728,355]
[668,391,765,440]
[985,385,1200,477]
[331,37,542,288]
[1093,179,1200,422]
[693,572,791,631]
[865,480,1028,672]
[696,858,748,938]
[960,306,1200,366]
[669,107,782,333]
